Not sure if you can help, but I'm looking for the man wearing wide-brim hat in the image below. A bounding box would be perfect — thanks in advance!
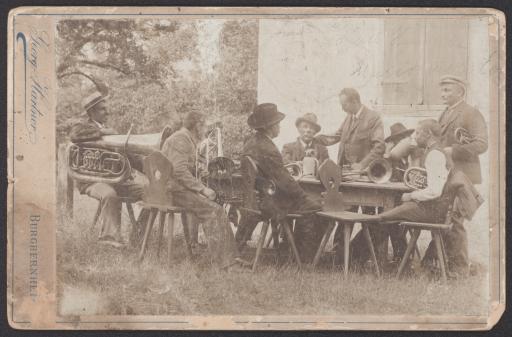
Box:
[436,75,488,275]
[282,112,329,165]
[69,91,145,248]
[236,103,325,263]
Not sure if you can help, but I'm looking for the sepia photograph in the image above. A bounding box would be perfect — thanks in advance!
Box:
[7,7,505,330]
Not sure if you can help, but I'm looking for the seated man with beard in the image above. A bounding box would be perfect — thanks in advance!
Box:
[235,103,324,263]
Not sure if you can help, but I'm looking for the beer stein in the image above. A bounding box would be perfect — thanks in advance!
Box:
[302,156,319,177]
[389,136,413,161]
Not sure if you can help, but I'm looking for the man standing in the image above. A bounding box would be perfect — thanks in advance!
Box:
[69,91,144,247]
[161,110,244,270]
[437,75,488,273]
[282,112,329,165]
[236,103,323,263]
[317,88,386,266]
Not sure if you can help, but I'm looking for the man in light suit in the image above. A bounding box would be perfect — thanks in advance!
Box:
[317,88,386,266]
[436,75,488,273]
[161,110,245,270]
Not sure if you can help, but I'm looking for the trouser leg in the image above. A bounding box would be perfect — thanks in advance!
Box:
[85,183,121,242]
[172,190,238,268]
[389,223,407,260]
[235,212,261,250]
[443,211,469,273]
[289,197,324,264]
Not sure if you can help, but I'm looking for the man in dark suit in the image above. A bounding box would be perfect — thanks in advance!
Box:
[69,92,144,247]
[235,103,323,263]
[161,110,246,270]
[282,112,329,165]
[437,75,488,273]
[317,88,386,266]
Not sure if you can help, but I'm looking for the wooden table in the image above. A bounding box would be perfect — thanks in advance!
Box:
[299,177,412,211]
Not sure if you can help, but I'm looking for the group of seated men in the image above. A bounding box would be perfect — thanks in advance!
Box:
[70,74,487,276]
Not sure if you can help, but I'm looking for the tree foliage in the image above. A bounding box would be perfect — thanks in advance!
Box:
[56,19,258,159]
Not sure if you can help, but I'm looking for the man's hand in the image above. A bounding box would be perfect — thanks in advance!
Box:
[100,127,118,136]
[401,193,412,202]
[444,147,453,158]
[201,187,217,201]
[314,134,341,146]
[351,162,362,172]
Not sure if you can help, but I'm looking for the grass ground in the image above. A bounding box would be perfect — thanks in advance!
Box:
[57,192,489,316]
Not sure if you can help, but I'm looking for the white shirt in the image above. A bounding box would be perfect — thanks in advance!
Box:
[299,138,312,149]
[410,148,449,202]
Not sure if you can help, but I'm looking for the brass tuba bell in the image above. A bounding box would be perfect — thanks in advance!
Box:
[366,158,393,184]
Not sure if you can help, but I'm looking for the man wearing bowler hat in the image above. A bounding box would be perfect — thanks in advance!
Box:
[436,75,488,274]
[282,113,329,165]
[69,91,145,247]
[236,103,324,263]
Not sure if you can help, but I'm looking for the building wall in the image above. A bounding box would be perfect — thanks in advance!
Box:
[257,17,490,264]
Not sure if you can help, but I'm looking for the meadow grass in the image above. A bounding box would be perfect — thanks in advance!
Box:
[57,193,488,316]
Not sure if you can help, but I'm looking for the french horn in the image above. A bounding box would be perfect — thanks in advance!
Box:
[403,167,428,190]
[454,127,476,145]
[284,162,303,180]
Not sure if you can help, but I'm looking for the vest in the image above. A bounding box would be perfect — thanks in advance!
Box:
[418,142,457,219]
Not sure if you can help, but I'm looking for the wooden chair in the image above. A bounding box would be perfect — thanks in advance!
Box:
[137,151,192,265]
[90,196,138,239]
[239,155,302,271]
[312,159,381,277]
[396,204,454,282]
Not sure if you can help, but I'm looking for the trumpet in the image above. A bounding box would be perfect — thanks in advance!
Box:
[342,158,393,184]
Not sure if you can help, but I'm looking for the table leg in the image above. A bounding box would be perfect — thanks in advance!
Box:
[343,222,352,277]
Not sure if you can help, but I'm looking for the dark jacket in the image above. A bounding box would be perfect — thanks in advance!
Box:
[161,127,205,193]
[335,106,385,169]
[69,118,107,143]
[242,131,315,217]
[438,101,488,184]
[282,138,329,165]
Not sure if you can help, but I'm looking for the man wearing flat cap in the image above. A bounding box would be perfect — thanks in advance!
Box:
[436,75,488,274]
[236,103,324,263]
[69,91,145,247]
[282,113,329,165]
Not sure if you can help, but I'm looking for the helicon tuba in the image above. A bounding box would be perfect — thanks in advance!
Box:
[403,167,428,190]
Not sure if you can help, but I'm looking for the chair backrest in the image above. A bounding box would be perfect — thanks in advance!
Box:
[143,151,174,206]
[318,159,345,211]
[240,155,259,210]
